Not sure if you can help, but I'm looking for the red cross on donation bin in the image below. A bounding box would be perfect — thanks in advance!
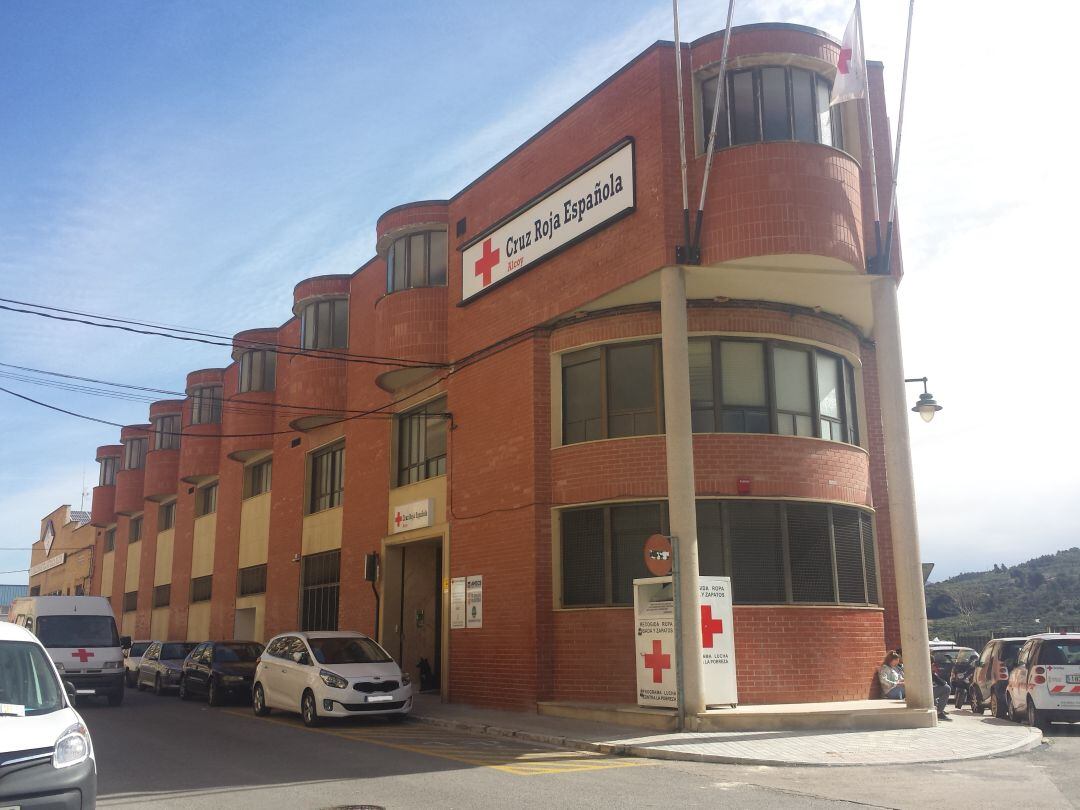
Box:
[643,639,671,683]
[700,605,724,648]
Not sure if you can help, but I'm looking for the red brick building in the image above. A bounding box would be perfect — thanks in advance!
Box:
[87,23,913,710]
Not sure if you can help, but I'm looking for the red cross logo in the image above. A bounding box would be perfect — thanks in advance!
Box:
[643,639,671,684]
[71,648,95,663]
[394,512,403,527]
[838,46,852,75]
[474,238,500,287]
[700,606,724,649]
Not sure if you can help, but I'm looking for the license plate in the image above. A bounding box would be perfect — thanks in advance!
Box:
[0,805,22,810]
[1068,674,1080,684]
[76,689,96,695]
[366,694,393,703]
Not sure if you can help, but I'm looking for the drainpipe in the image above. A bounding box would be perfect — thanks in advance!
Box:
[871,275,933,714]
[660,265,706,719]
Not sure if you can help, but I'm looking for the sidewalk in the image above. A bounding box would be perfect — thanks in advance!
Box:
[409,694,1044,767]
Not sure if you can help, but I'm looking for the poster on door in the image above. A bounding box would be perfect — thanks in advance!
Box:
[699,576,738,706]
[633,577,678,708]
[450,577,467,629]
[465,575,483,628]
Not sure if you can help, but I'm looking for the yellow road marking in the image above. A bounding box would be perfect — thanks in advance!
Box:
[223,708,646,776]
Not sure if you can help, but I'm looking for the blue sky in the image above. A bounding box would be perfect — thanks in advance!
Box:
[2,1,1077,584]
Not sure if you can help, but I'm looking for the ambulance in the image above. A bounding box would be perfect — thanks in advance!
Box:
[1005,632,1080,731]
[7,595,128,706]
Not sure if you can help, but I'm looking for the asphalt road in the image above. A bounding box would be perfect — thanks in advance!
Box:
[78,688,1080,809]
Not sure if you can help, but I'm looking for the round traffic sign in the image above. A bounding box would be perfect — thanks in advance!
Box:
[643,533,673,576]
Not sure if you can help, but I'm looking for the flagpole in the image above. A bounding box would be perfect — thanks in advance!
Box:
[692,0,737,256]
[855,0,882,269]
[882,0,915,276]
[672,0,692,262]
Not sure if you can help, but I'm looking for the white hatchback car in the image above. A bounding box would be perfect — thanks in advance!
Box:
[253,631,412,726]
[0,621,96,808]
[1006,633,1080,731]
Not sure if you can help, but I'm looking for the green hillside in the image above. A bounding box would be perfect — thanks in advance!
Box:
[925,547,1080,639]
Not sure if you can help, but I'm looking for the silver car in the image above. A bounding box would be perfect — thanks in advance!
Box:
[136,641,199,696]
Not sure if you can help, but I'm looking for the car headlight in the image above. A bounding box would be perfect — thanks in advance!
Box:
[319,669,348,689]
[401,672,412,687]
[103,661,122,669]
[53,723,91,769]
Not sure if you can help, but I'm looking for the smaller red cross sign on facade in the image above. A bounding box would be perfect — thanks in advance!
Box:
[71,648,95,663]
[700,605,725,649]
[394,511,403,527]
[643,639,671,684]
[474,238,500,287]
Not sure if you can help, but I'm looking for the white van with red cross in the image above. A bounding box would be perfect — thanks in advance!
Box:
[1005,633,1080,731]
[8,595,128,706]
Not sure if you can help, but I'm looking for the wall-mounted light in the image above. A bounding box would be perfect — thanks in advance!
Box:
[905,377,943,422]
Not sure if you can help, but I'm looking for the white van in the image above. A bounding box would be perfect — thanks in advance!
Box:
[0,620,97,808]
[8,596,128,706]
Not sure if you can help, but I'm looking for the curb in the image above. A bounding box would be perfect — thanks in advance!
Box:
[408,713,1045,768]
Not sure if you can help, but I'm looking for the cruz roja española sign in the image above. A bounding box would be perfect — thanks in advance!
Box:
[460,138,635,303]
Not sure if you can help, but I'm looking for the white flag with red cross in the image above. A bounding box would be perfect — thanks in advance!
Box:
[831,6,865,107]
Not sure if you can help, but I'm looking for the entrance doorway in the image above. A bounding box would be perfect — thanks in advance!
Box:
[234,607,256,640]
[383,539,442,693]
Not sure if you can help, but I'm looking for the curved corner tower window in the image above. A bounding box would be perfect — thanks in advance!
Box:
[190,386,223,425]
[153,414,181,450]
[123,437,147,470]
[386,230,448,293]
[300,299,349,350]
[98,456,118,486]
[239,350,277,393]
[700,66,843,153]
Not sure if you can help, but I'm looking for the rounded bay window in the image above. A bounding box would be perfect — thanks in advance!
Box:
[386,229,447,293]
[298,297,348,350]
[238,349,276,393]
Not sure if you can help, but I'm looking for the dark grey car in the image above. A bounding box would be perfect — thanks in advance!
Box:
[137,640,199,695]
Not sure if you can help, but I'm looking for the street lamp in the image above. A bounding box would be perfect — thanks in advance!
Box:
[905,377,942,422]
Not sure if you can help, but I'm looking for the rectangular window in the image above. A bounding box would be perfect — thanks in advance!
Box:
[727,500,786,603]
[190,575,212,603]
[123,438,147,470]
[773,347,814,437]
[309,442,344,513]
[129,516,142,543]
[428,231,448,285]
[195,483,218,517]
[699,73,730,150]
[104,528,116,552]
[153,414,181,450]
[561,343,662,444]
[158,501,176,532]
[815,74,836,148]
[190,386,223,425]
[729,69,759,145]
[244,459,272,498]
[300,550,340,631]
[387,231,449,292]
[396,398,447,486]
[153,584,170,608]
[761,67,791,141]
[99,456,118,486]
[560,502,666,607]
[123,591,137,613]
[239,350,276,393]
[237,564,267,597]
[791,68,817,143]
[300,299,349,350]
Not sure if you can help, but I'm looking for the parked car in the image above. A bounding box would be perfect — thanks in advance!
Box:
[8,595,128,706]
[179,640,264,705]
[137,640,199,696]
[123,640,151,688]
[0,620,97,809]
[1005,633,1080,731]
[970,637,1028,718]
[252,631,412,727]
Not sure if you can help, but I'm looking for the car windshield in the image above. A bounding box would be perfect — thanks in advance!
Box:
[308,636,392,665]
[0,641,64,716]
[214,643,263,663]
[36,615,120,648]
[161,643,198,660]
[1039,641,1080,665]
[128,642,150,657]
[932,648,975,666]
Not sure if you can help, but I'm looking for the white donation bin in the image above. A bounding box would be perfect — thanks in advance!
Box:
[633,576,678,708]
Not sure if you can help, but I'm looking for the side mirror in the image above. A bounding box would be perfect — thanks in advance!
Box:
[120,635,132,650]
[64,681,76,699]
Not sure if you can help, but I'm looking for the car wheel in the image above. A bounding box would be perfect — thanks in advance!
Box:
[992,690,1008,719]
[1028,698,1050,732]
[252,683,270,717]
[1008,693,1023,722]
[970,688,984,715]
[125,670,136,688]
[301,690,320,727]
[178,677,191,701]
[107,688,124,706]
[154,674,165,697]
[208,678,222,707]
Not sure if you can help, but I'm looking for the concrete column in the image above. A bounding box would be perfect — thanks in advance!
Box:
[660,265,706,716]
[870,276,933,712]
